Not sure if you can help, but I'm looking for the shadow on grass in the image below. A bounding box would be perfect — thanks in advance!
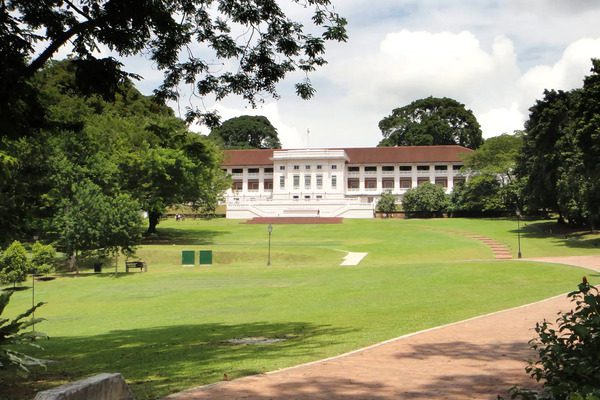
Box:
[142,228,230,246]
[511,221,600,249]
[3,322,355,400]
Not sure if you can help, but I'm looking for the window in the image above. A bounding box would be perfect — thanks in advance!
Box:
[264,180,273,190]
[293,195,299,200]
[293,165,300,170]
[279,165,285,170]
[232,181,243,191]
[382,166,394,172]
[382,178,394,189]
[454,177,466,186]
[417,165,430,171]
[316,165,322,170]
[248,168,259,174]
[248,180,259,191]
[232,168,243,174]
[399,178,412,188]
[316,195,322,199]
[399,165,412,172]
[264,167,273,173]
[417,177,430,185]
[305,165,311,170]
[331,175,337,189]
[293,175,300,189]
[348,166,359,172]
[221,168,227,173]
[304,195,311,199]
[304,174,311,189]
[435,165,448,171]
[347,178,359,189]
[331,165,337,170]
[453,164,463,171]
[279,176,285,189]
[435,177,448,187]
[365,178,377,190]
[316,174,323,189]
[364,166,377,172]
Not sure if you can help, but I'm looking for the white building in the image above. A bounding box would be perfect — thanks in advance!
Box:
[222,146,472,219]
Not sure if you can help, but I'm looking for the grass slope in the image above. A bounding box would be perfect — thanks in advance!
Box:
[2,218,599,399]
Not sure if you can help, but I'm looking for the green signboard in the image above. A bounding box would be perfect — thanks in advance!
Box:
[199,250,213,265]
[181,250,195,266]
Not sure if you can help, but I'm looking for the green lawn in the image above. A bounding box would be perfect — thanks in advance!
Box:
[3,218,599,399]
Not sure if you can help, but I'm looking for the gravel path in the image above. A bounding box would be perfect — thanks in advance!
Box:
[165,255,600,400]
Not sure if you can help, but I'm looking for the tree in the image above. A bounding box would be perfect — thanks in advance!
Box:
[378,97,483,149]
[517,59,600,229]
[1,0,347,134]
[376,192,397,217]
[402,182,449,217]
[209,115,281,149]
[0,241,29,287]
[30,242,57,276]
[53,180,143,271]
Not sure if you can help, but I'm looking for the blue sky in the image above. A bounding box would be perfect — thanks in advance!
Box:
[119,0,600,148]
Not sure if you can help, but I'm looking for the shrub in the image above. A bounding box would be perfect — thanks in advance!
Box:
[376,192,397,217]
[402,182,448,217]
[509,278,600,399]
[0,241,29,287]
[0,290,47,376]
[30,242,56,276]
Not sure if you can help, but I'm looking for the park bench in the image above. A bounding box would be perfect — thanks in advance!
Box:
[125,261,147,272]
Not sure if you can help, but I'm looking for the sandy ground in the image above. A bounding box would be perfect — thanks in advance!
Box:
[165,256,600,400]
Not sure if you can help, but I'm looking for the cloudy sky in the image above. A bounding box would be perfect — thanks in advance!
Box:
[128,0,600,148]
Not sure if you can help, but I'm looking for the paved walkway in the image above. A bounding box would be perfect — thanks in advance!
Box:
[340,252,368,266]
[165,256,600,400]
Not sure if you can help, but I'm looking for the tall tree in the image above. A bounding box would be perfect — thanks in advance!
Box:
[1,0,347,134]
[378,97,483,149]
[209,115,281,149]
[517,59,600,229]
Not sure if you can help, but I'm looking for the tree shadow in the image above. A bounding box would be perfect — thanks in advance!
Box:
[4,322,355,400]
[142,228,229,246]
[512,221,600,249]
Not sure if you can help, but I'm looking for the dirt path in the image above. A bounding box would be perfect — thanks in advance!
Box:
[165,256,600,400]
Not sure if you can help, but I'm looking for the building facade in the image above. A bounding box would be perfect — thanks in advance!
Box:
[222,146,472,218]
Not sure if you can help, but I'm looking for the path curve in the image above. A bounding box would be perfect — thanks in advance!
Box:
[165,256,600,400]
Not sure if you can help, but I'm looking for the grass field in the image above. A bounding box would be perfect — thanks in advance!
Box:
[3,218,599,399]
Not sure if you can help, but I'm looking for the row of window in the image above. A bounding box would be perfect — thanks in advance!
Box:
[232,176,465,191]
[227,164,463,174]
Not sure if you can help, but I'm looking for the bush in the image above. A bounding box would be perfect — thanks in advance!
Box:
[402,182,448,217]
[0,241,29,287]
[376,192,397,217]
[30,242,56,276]
[509,278,600,399]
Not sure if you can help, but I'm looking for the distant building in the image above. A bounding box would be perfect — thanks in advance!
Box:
[222,146,472,218]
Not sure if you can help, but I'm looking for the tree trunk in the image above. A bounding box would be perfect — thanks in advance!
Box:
[68,253,79,274]
[147,211,161,234]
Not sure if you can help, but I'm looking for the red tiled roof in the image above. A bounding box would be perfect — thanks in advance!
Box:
[222,146,472,166]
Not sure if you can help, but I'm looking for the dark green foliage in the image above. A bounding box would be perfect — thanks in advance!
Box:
[376,192,397,216]
[517,59,600,229]
[209,115,281,149]
[402,182,449,217]
[0,290,47,376]
[378,97,483,149]
[1,0,347,131]
[509,279,600,400]
[0,242,29,286]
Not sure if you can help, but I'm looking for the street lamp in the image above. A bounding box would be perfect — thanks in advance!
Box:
[516,209,522,259]
[30,268,36,332]
[267,224,273,266]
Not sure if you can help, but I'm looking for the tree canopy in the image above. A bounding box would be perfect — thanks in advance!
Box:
[517,59,600,228]
[209,115,281,149]
[1,0,347,134]
[378,97,483,149]
[402,182,449,217]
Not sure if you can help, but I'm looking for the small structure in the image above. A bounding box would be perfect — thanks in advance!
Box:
[34,372,133,400]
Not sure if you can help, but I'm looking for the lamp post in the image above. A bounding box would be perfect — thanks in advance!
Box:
[30,268,36,332]
[516,209,522,259]
[267,224,273,266]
